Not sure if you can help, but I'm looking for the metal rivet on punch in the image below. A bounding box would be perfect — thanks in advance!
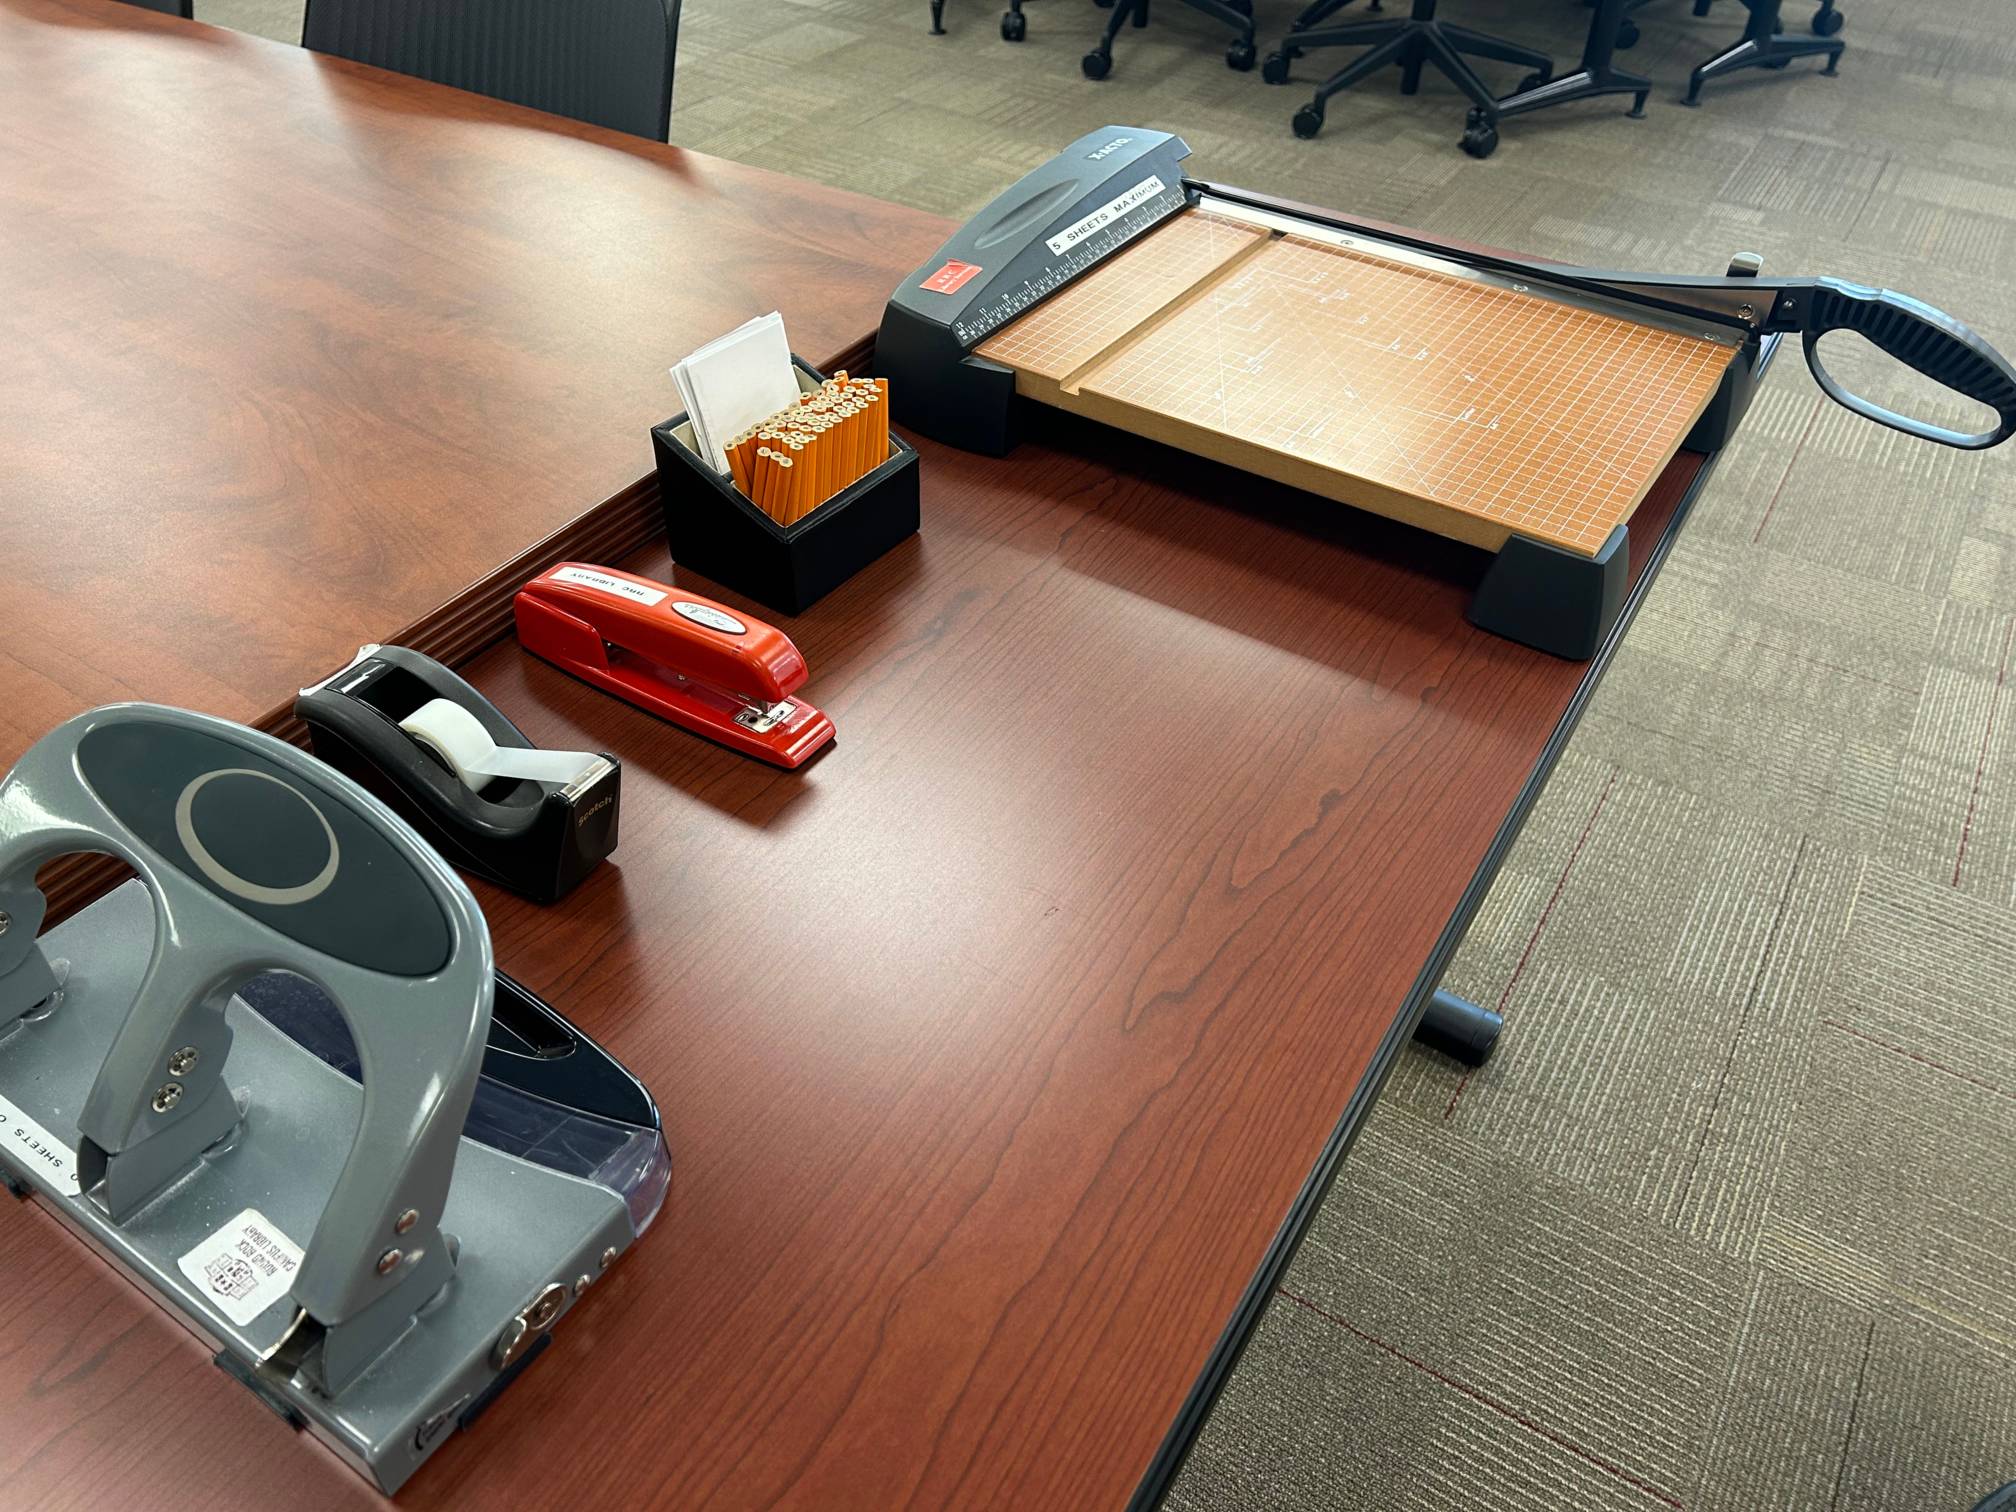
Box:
[377,1248,403,1275]
[151,1082,183,1113]
[167,1047,198,1076]
[0,911,10,934]
[395,1209,418,1234]
[599,1246,618,1271]
[573,1274,591,1298]
[525,1285,565,1330]
[1737,303,1755,322]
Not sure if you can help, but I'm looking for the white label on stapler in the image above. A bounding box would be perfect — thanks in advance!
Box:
[1046,175,1165,256]
[178,1208,306,1328]
[550,566,667,607]
[672,601,746,635]
[0,1091,79,1196]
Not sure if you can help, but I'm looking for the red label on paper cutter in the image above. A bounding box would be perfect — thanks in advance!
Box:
[920,260,983,295]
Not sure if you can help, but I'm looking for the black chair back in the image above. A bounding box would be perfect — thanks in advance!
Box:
[303,0,682,141]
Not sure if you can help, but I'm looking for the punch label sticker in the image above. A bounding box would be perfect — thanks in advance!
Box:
[1045,176,1165,256]
[921,260,983,295]
[0,1092,79,1196]
[550,566,667,607]
[178,1208,306,1328]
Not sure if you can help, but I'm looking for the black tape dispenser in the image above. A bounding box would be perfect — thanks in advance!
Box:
[297,645,619,904]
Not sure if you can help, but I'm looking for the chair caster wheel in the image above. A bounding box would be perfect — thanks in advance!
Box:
[1616,17,1640,46]
[1082,48,1112,78]
[1761,55,1791,68]
[1812,4,1842,32]
[1000,9,1026,39]
[1262,50,1292,83]
[1227,38,1257,70]
[1459,117,1498,158]
[1291,104,1324,138]
[1515,70,1547,92]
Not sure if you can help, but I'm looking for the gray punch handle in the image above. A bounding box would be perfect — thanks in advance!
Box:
[0,704,493,1395]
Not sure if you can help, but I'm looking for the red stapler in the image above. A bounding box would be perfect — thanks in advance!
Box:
[514,564,836,768]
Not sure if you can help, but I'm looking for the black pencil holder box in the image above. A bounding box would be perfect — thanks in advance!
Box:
[651,355,920,617]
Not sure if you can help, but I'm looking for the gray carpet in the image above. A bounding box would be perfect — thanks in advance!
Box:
[194,1,2016,1506]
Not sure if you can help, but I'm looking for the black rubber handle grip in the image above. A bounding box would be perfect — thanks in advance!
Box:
[1800,279,2016,449]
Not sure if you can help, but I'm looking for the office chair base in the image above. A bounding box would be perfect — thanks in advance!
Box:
[1414,990,1503,1067]
[1083,0,1257,80]
[1684,0,1843,105]
[1482,0,1652,152]
[928,0,1029,39]
[1280,0,1553,141]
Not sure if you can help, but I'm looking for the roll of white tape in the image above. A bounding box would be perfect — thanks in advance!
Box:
[399,699,602,790]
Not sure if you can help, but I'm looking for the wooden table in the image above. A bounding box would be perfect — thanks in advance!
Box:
[0,3,1760,1508]
[0,0,947,769]
[5,406,1736,1510]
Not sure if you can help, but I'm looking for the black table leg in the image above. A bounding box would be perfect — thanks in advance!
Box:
[1414,988,1504,1066]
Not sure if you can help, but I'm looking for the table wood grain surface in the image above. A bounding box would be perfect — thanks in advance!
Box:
[0,0,949,767]
[0,395,1704,1510]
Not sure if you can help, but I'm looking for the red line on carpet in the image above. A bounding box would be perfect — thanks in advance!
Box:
[1443,767,1618,1122]
[1953,615,2015,886]
[1278,1288,1686,1510]
[1822,1019,2016,1104]
[1752,398,1823,545]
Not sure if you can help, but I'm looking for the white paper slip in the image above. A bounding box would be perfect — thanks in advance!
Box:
[0,1090,79,1196]
[179,1208,307,1328]
[669,311,803,475]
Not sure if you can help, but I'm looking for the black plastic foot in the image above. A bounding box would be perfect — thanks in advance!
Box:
[1415,989,1503,1066]
[1468,523,1627,660]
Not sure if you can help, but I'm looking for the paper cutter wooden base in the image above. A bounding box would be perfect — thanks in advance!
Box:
[978,209,1739,558]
